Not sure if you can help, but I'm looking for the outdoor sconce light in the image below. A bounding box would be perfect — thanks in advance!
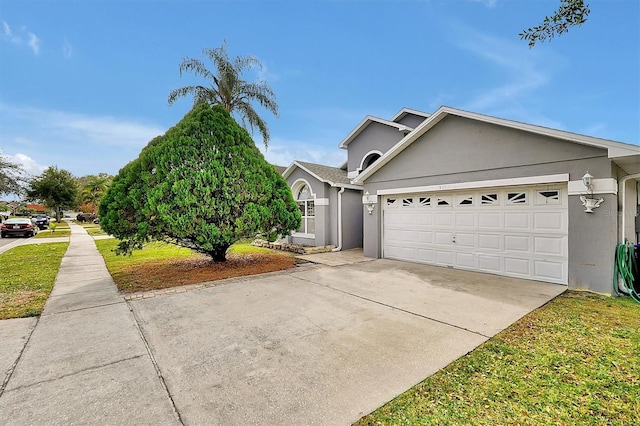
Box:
[363,191,376,215]
[580,171,604,213]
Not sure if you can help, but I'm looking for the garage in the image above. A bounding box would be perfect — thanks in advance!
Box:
[382,184,568,284]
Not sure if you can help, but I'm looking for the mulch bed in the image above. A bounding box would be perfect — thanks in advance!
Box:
[112,253,298,293]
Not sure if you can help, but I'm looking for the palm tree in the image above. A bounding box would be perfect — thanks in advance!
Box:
[168,42,279,148]
[82,174,111,214]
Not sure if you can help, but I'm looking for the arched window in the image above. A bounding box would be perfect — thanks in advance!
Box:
[362,153,381,170]
[296,184,315,235]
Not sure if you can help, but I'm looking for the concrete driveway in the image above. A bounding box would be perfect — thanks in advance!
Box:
[130,259,565,425]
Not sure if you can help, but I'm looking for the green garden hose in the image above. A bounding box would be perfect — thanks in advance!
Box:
[613,241,640,303]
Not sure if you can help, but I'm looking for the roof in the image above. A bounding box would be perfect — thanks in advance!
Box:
[390,107,431,123]
[273,165,287,175]
[282,161,361,189]
[354,106,640,183]
[338,116,412,149]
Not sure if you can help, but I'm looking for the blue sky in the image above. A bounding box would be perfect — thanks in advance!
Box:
[1,0,638,186]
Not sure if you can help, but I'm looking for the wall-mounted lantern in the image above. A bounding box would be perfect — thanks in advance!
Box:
[580,171,604,213]
[363,191,377,215]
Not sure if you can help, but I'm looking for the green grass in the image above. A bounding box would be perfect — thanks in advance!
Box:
[0,242,69,319]
[95,238,198,267]
[355,292,640,426]
[34,229,71,238]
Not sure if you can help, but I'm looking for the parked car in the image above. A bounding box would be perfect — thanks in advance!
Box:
[76,213,96,223]
[1,218,39,238]
[31,214,50,229]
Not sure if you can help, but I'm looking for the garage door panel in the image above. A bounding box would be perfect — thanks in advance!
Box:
[455,213,475,227]
[504,212,529,230]
[417,231,433,244]
[436,251,454,265]
[534,260,564,282]
[504,235,530,252]
[478,212,501,229]
[456,252,476,268]
[435,213,453,227]
[416,212,433,226]
[383,186,567,285]
[455,233,475,248]
[534,236,564,256]
[478,234,501,250]
[533,212,564,232]
[478,254,501,272]
[504,257,530,276]
[435,232,453,246]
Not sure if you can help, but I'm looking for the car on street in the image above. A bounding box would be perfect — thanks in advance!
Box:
[31,214,50,229]
[1,218,39,238]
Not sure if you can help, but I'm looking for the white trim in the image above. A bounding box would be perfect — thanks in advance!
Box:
[284,161,362,190]
[314,198,329,206]
[390,107,431,122]
[356,150,384,175]
[292,233,315,239]
[290,178,317,199]
[354,105,640,184]
[362,195,378,204]
[338,116,412,149]
[376,174,569,196]
[568,178,618,195]
[347,170,359,179]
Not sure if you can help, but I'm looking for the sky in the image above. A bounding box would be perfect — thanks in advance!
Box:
[1,0,638,193]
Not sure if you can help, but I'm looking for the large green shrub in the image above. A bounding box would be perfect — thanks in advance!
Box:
[99,104,300,261]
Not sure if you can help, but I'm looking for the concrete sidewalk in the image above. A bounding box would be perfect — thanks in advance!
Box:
[0,221,179,425]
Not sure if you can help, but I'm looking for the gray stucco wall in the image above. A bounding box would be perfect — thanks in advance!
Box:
[395,113,427,129]
[341,189,363,250]
[568,193,618,293]
[286,167,329,247]
[362,115,618,293]
[347,122,406,173]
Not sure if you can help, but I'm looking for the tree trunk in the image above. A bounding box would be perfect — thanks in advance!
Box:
[208,245,230,262]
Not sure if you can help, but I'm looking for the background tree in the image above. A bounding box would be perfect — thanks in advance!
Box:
[0,151,26,197]
[100,103,300,261]
[78,173,112,215]
[521,0,590,47]
[27,166,79,222]
[168,41,278,148]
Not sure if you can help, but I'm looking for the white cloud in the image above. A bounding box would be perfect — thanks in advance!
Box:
[5,153,46,177]
[448,23,566,127]
[260,136,346,168]
[27,32,40,54]
[1,20,41,55]
[63,39,73,58]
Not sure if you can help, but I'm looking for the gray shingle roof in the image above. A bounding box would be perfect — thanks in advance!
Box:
[296,161,353,186]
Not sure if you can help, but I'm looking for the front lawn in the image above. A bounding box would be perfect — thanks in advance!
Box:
[94,239,296,293]
[356,292,640,425]
[0,242,69,319]
[34,229,71,238]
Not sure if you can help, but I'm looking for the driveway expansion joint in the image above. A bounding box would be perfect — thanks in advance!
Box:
[1,354,147,394]
[293,274,492,339]
[0,317,40,398]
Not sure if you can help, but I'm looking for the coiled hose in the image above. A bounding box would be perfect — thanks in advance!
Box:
[613,240,640,303]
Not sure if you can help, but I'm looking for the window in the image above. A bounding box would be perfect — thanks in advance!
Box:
[507,192,527,205]
[362,153,381,171]
[536,190,560,205]
[437,196,451,206]
[402,198,414,207]
[481,193,498,205]
[419,197,431,206]
[296,185,315,235]
[458,196,473,206]
[386,198,397,206]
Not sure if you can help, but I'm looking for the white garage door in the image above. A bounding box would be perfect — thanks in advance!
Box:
[383,185,568,284]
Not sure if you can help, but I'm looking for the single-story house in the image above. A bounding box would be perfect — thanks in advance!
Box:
[282,106,640,294]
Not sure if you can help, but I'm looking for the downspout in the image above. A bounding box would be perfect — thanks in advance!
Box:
[619,172,640,243]
[332,187,346,252]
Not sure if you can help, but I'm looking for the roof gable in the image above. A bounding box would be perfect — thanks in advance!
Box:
[354,106,640,183]
[283,161,361,189]
[338,116,412,149]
